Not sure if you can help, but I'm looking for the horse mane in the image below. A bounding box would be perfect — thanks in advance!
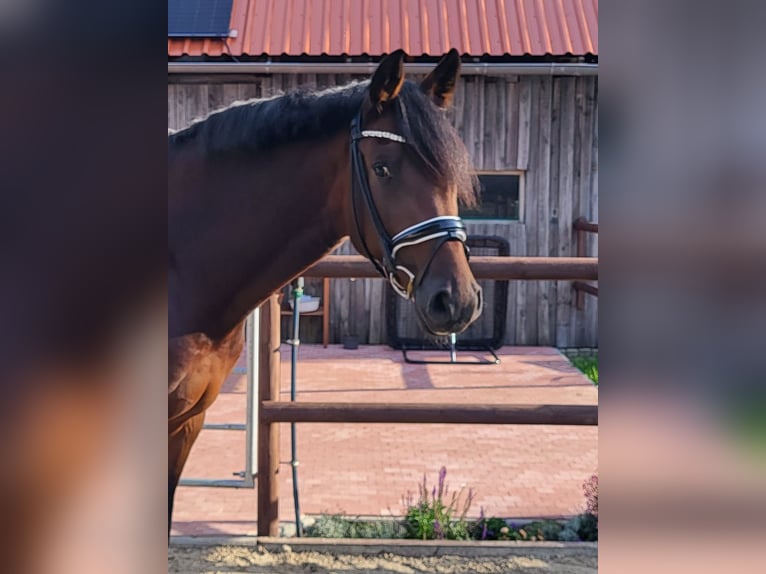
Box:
[168,79,477,205]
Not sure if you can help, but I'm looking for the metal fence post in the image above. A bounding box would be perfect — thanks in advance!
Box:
[244,309,259,486]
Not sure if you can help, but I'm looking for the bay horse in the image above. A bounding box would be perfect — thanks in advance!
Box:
[167,49,482,530]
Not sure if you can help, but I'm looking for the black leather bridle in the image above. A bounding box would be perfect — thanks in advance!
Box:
[349,100,470,300]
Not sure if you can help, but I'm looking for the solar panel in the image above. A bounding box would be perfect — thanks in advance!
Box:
[168,0,234,38]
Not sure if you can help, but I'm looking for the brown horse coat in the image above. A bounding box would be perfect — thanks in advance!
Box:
[167,49,481,530]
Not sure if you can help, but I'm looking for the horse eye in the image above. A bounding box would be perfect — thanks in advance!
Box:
[373,164,391,178]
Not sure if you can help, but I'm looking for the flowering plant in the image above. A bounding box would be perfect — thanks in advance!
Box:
[403,466,474,540]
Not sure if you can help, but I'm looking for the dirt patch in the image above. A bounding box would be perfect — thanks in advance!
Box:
[168,545,597,573]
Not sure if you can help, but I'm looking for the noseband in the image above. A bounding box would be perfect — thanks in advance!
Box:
[349,103,469,300]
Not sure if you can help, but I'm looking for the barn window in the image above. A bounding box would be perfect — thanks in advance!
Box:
[460,172,522,220]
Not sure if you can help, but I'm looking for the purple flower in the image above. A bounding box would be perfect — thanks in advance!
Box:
[438,466,447,498]
[479,506,488,540]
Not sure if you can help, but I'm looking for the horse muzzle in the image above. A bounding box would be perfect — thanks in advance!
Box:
[415,279,483,336]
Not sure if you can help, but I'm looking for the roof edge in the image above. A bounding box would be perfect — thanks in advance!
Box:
[167,61,598,76]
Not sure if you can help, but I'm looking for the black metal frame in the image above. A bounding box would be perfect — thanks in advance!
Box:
[386,235,510,364]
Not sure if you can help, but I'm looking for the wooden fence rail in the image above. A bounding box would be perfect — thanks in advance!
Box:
[304,255,598,281]
[573,218,599,234]
[257,255,600,536]
[261,402,597,425]
[572,281,599,298]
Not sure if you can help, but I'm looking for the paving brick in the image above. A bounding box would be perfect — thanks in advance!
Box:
[171,345,598,536]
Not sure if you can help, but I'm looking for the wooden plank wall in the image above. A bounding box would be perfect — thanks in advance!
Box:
[168,73,598,347]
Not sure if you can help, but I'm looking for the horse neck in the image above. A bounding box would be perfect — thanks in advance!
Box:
[169,134,351,339]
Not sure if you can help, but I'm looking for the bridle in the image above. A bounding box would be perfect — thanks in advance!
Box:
[349,100,470,300]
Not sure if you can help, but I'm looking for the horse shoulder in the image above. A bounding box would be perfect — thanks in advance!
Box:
[168,326,246,424]
[168,333,214,394]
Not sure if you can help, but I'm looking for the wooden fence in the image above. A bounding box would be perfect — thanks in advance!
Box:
[572,218,600,310]
[256,255,599,536]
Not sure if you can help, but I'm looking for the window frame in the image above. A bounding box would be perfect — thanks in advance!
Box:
[461,169,526,223]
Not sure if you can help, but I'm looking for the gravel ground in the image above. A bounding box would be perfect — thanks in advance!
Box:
[168,545,597,573]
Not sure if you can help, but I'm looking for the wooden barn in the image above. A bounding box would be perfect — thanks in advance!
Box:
[168,0,598,348]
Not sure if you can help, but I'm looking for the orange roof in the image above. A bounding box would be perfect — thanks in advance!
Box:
[168,0,597,58]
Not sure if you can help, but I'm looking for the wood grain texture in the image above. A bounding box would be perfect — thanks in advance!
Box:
[536,77,554,346]
[261,401,598,426]
[257,296,281,537]
[555,78,577,346]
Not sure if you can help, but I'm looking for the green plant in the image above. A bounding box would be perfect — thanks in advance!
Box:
[350,519,406,539]
[304,514,354,538]
[559,513,598,541]
[559,473,599,541]
[522,520,564,541]
[576,512,598,541]
[403,467,474,540]
[569,355,598,384]
[576,473,599,541]
[304,514,407,539]
[558,515,584,541]
[473,517,565,541]
[471,513,509,540]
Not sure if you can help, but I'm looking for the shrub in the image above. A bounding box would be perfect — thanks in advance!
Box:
[471,511,508,540]
[403,466,474,540]
[523,520,564,541]
[307,470,600,543]
[556,474,599,542]
[576,512,598,541]
[472,516,564,541]
[577,473,598,541]
[304,514,351,538]
[583,474,598,517]
[558,516,582,541]
[559,513,598,541]
[304,514,406,539]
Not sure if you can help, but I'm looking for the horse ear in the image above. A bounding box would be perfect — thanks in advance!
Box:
[420,48,461,108]
[369,49,406,109]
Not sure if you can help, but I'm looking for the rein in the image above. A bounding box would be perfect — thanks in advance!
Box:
[349,101,469,300]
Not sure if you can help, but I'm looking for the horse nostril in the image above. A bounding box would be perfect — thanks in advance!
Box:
[428,290,455,322]
[475,285,483,309]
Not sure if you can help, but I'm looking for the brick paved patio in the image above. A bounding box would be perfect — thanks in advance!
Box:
[171,345,597,537]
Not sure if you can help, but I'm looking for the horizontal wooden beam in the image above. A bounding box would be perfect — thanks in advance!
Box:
[573,218,599,233]
[260,402,598,426]
[573,281,599,297]
[303,255,598,281]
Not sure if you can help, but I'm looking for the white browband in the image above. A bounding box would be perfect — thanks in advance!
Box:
[359,130,407,143]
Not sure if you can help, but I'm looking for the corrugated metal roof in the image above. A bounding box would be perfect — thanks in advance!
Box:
[168,0,597,58]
